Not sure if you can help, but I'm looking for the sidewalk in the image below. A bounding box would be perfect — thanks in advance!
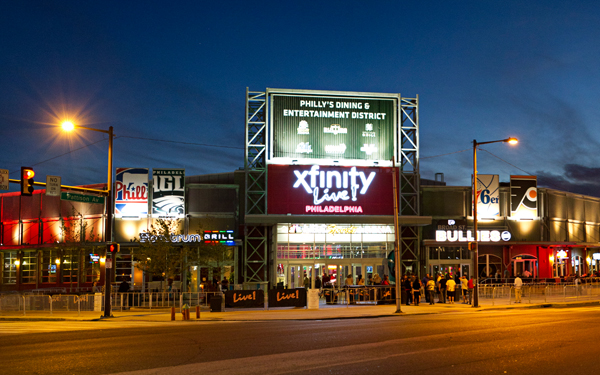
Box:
[2,297,599,322]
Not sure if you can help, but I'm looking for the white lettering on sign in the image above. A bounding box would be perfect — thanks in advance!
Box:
[289,224,393,235]
[324,143,347,154]
[293,165,376,205]
[360,144,378,155]
[323,124,348,135]
[435,230,511,242]
[296,142,313,153]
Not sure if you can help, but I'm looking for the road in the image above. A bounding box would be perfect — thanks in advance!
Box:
[1,307,599,374]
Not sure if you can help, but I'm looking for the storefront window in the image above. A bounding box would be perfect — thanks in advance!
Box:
[41,250,58,283]
[83,252,101,283]
[21,251,37,284]
[2,251,17,284]
[61,249,79,283]
[116,248,133,283]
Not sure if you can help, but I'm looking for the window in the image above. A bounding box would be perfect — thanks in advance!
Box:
[2,252,17,284]
[61,249,79,283]
[21,251,37,284]
[41,250,58,283]
[83,252,101,283]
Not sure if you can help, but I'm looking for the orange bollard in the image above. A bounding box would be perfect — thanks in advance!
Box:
[171,307,175,321]
[196,305,200,319]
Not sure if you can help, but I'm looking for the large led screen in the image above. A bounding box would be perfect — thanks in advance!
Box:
[267,164,395,215]
[270,93,397,165]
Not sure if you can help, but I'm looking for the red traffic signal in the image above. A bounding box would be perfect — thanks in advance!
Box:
[468,242,478,251]
[20,167,35,196]
[107,243,120,253]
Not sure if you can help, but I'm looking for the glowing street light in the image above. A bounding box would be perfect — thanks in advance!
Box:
[61,120,115,317]
[472,137,518,308]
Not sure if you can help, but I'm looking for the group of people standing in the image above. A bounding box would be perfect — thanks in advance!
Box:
[302,273,392,289]
[403,273,475,306]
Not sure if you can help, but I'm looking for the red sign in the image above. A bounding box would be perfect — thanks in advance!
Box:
[267,165,395,215]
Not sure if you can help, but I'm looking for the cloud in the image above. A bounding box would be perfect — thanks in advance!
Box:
[537,163,600,196]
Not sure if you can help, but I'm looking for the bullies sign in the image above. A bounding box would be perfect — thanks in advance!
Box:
[268,165,395,215]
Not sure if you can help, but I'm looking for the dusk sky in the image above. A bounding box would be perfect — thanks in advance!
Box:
[2,1,600,196]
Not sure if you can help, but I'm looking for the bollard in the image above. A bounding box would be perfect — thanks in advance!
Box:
[196,305,200,319]
[181,303,190,320]
[171,306,175,321]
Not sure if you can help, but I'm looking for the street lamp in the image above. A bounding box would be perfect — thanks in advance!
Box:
[62,120,114,317]
[472,137,517,308]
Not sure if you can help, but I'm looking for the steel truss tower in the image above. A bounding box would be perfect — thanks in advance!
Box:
[244,89,269,283]
[399,96,420,275]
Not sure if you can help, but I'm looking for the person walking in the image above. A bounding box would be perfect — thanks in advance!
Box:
[404,275,413,305]
[421,274,430,303]
[412,276,421,306]
[427,277,436,305]
[439,276,447,303]
[460,275,469,304]
[514,275,523,303]
[468,276,475,304]
[446,276,456,304]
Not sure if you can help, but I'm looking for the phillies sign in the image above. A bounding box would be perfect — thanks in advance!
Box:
[268,165,394,215]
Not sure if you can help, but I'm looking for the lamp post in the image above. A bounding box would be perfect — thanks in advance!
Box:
[62,121,114,317]
[472,137,517,308]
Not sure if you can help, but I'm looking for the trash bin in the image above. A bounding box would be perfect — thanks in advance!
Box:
[210,295,224,312]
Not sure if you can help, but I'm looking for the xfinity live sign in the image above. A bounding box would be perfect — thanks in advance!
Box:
[269,90,397,166]
[294,165,375,213]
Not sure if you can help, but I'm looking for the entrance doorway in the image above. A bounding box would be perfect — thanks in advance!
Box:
[512,255,537,278]
[277,260,386,289]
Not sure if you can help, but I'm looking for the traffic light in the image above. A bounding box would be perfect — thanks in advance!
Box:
[20,167,35,196]
[468,242,478,251]
[107,242,120,253]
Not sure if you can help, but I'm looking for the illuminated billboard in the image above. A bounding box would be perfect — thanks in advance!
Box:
[115,168,149,219]
[152,169,185,218]
[511,175,537,219]
[269,90,398,166]
[473,174,500,219]
[267,164,395,215]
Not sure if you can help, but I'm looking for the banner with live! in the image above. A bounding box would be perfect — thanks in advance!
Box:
[225,290,264,308]
[268,288,307,308]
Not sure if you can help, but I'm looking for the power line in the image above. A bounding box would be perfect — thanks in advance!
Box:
[119,136,245,150]
[480,149,534,176]
[421,148,471,160]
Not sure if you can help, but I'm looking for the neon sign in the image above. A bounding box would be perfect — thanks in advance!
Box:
[435,230,511,242]
[288,224,393,235]
[293,165,376,204]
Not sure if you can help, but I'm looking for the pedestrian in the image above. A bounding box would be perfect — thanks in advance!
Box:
[322,273,331,287]
[504,268,509,282]
[468,275,475,304]
[367,274,373,286]
[315,276,322,289]
[381,275,390,285]
[345,274,354,287]
[461,275,469,304]
[404,275,413,305]
[514,275,523,303]
[446,276,456,304]
[356,275,365,286]
[412,276,421,306]
[372,273,382,285]
[118,278,130,293]
[303,274,310,289]
[221,277,229,291]
[421,274,430,303]
[427,277,436,305]
[439,276,447,303]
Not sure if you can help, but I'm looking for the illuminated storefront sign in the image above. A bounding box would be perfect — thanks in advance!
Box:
[511,175,538,219]
[270,92,396,165]
[268,164,394,215]
[435,230,511,242]
[139,230,236,245]
[89,254,100,263]
[556,250,569,259]
[593,253,600,260]
[115,168,149,219]
[288,224,393,235]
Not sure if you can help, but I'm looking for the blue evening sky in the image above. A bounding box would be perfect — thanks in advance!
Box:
[1,1,599,195]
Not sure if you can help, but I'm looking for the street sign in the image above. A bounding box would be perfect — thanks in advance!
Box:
[46,175,61,197]
[61,192,105,204]
[105,258,113,269]
[0,169,8,190]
